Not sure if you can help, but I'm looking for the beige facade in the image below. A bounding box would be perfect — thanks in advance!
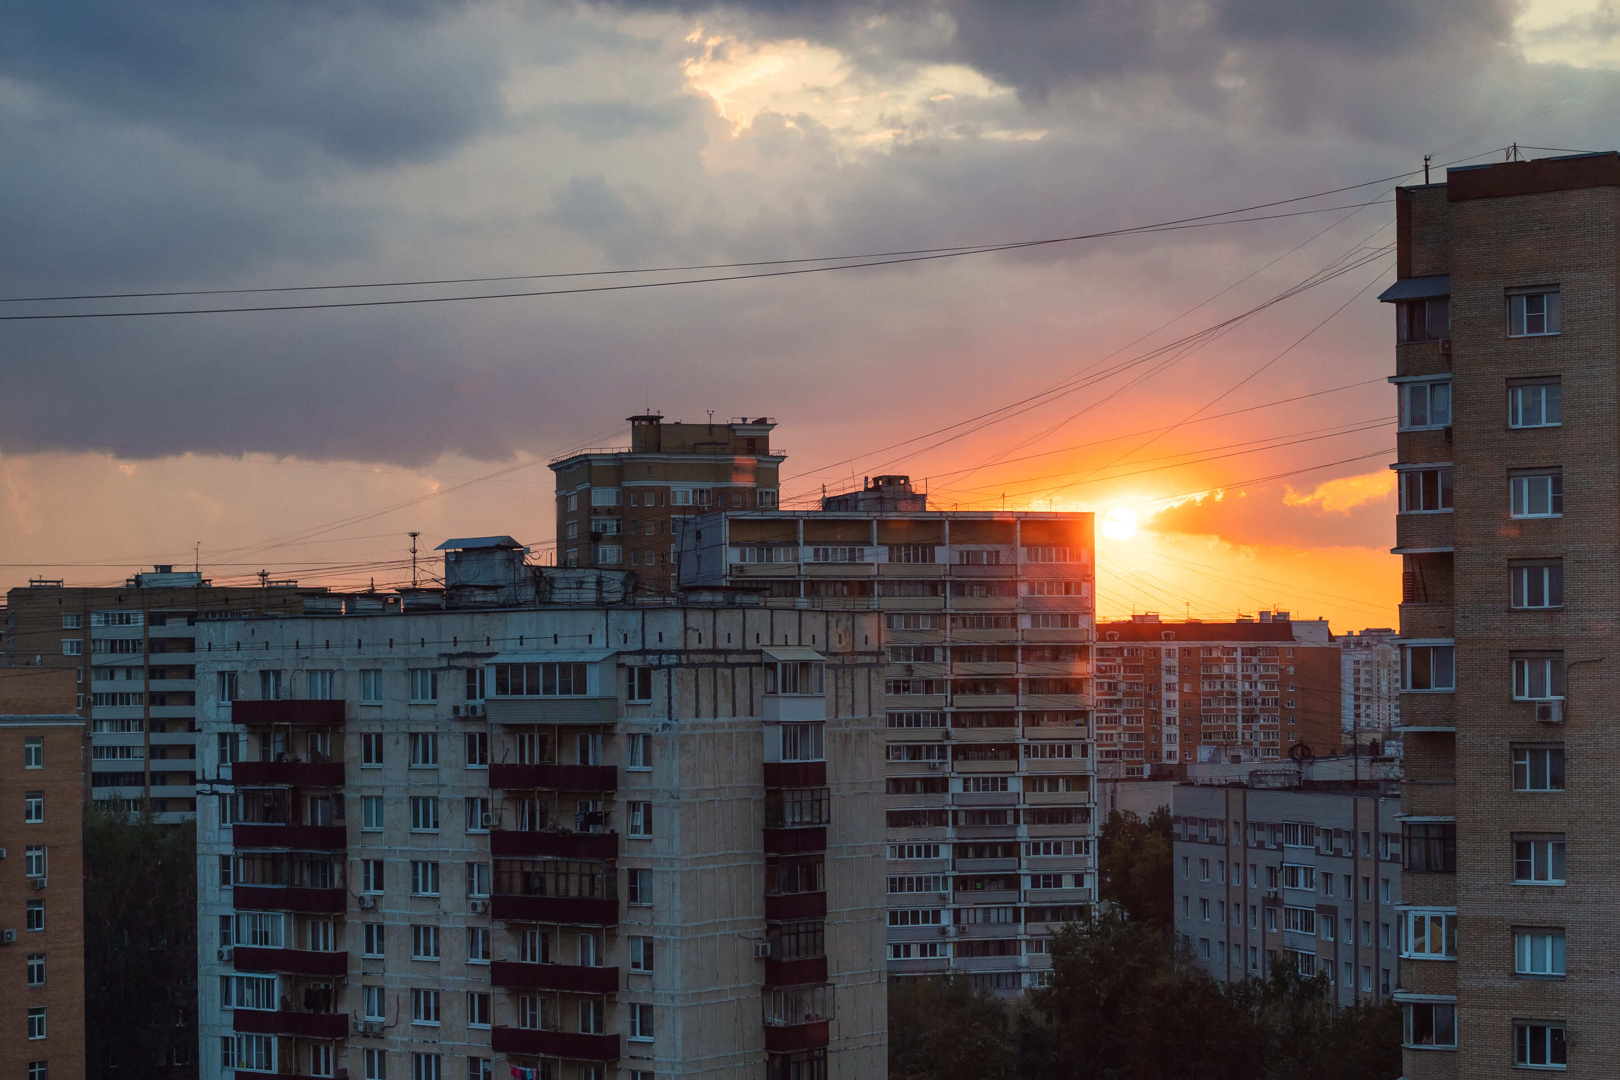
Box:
[195,574,886,1080]
[1389,153,1620,1077]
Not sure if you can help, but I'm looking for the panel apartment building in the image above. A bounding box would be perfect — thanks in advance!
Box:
[1092,615,1343,774]
[550,415,784,588]
[1173,777,1401,1007]
[1338,629,1400,750]
[1387,153,1620,1077]
[676,475,1094,994]
[195,539,886,1080]
[0,668,86,1080]
[5,570,303,822]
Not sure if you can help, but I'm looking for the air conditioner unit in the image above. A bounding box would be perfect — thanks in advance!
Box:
[31,879,46,890]
[1,929,16,944]
[753,942,771,959]
[468,704,485,718]
[358,895,377,910]
[452,705,464,718]
[469,900,488,915]
[927,761,941,770]
[1535,699,1563,724]
[364,1020,384,1035]
[217,946,234,961]
[481,813,493,829]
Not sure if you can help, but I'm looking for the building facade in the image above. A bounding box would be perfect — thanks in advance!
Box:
[677,479,1094,994]
[1093,615,1343,773]
[1173,779,1401,1007]
[4,570,303,822]
[0,668,87,1080]
[550,416,784,587]
[1338,629,1400,750]
[194,547,887,1080]
[1387,153,1620,1077]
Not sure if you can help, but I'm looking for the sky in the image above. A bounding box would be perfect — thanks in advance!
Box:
[2,0,1617,632]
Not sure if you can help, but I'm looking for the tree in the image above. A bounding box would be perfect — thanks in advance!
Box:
[84,809,198,1076]
[1096,807,1174,926]
[889,975,1016,1080]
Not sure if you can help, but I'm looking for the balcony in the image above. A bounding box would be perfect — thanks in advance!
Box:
[1398,602,1453,641]
[491,1028,621,1061]
[765,696,828,723]
[234,824,348,851]
[1395,694,1455,733]
[490,961,619,994]
[1393,511,1453,554]
[491,831,618,860]
[233,1008,347,1040]
[491,763,617,791]
[764,762,826,788]
[485,697,618,725]
[763,827,827,856]
[232,700,346,727]
[234,947,348,978]
[764,892,827,921]
[232,761,346,788]
[233,886,347,914]
[491,895,618,926]
[764,956,828,987]
[764,1020,831,1053]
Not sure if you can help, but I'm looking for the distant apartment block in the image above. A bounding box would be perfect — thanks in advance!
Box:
[194,538,887,1080]
[1093,615,1342,773]
[1338,629,1400,748]
[549,415,784,588]
[4,569,303,823]
[678,473,1095,994]
[1173,777,1400,1006]
[0,668,86,1080]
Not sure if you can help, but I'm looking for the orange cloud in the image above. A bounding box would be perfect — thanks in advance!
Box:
[1281,469,1395,514]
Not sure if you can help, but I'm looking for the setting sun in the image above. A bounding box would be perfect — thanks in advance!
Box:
[1101,506,1138,541]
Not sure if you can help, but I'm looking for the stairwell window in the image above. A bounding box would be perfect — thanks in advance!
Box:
[1510,469,1563,518]
[1508,288,1561,337]
[1399,379,1452,430]
[1398,468,1453,513]
[1509,378,1562,428]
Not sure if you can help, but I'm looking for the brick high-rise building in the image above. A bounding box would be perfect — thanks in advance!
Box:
[4,570,304,822]
[549,416,784,587]
[0,668,86,1080]
[678,476,1095,995]
[1386,152,1620,1077]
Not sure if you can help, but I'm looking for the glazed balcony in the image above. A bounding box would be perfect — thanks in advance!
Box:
[491,830,618,860]
[490,961,619,994]
[234,823,347,851]
[231,761,346,788]
[491,763,617,792]
[486,697,618,725]
[232,1008,347,1040]
[490,895,618,926]
[491,1028,621,1061]
[763,1020,831,1053]
[763,827,827,855]
[234,947,349,978]
[764,956,828,987]
[232,700,347,727]
[764,892,827,921]
[232,886,347,914]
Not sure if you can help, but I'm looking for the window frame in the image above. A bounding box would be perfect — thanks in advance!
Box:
[1513,746,1565,792]
[1515,1020,1568,1069]
[1514,928,1566,979]
[1402,643,1456,692]
[1399,909,1458,960]
[1508,378,1562,429]
[1397,378,1453,431]
[1514,834,1566,885]
[1507,287,1561,338]
[1511,561,1564,610]
[1397,466,1454,514]
[1510,469,1564,519]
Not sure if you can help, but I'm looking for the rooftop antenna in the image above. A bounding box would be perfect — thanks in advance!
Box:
[409,532,421,588]
[706,409,714,425]
[194,542,200,575]
[1423,153,1431,184]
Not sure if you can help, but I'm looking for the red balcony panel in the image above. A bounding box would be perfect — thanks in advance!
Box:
[491,763,618,792]
[491,895,619,926]
[234,947,349,978]
[491,831,618,860]
[238,1072,331,1080]
[233,886,348,914]
[764,892,827,921]
[491,1028,621,1061]
[764,956,828,987]
[490,961,619,993]
[763,827,826,855]
[234,823,348,851]
[764,762,826,788]
[764,1020,831,1053]
[232,700,347,727]
[231,761,346,788]
[233,1009,348,1040]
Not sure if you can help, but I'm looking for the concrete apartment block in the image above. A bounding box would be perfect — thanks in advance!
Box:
[194,543,886,1080]
[1173,779,1401,1007]
[0,668,86,1080]
[1338,629,1400,751]
[1388,152,1620,1077]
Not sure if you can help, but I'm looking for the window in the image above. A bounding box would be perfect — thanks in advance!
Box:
[363,797,384,831]
[1513,654,1566,700]
[410,669,438,702]
[1403,644,1455,691]
[411,988,440,1025]
[231,974,277,1010]
[590,487,621,506]
[767,661,825,696]
[24,845,45,878]
[468,926,489,962]
[410,732,438,766]
[411,861,440,896]
[363,923,385,957]
[1401,910,1457,959]
[629,802,652,838]
[1508,288,1561,337]
[466,798,491,833]
[412,924,440,960]
[62,613,81,629]
[628,667,654,702]
[1516,1022,1567,1068]
[362,860,384,894]
[519,928,548,964]
[361,670,382,703]
[310,1045,334,1078]
[1509,379,1562,428]
[308,920,336,951]
[361,733,383,766]
[1404,823,1456,873]
[1281,863,1316,890]
[580,999,605,1035]
[628,733,650,770]
[365,1048,387,1080]
[1515,929,1565,977]
[236,912,285,948]
[307,670,333,699]
[29,1063,47,1080]
[780,724,825,762]
[1511,469,1563,518]
[630,1003,655,1041]
[625,935,655,973]
[1404,1002,1456,1048]
[466,992,490,1028]
[25,791,43,823]
[1512,561,1564,609]
[26,953,44,986]
[61,639,82,656]
[1397,466,1455,515]
[23,738,41,769]
[23,1005,44,1040]
[466,862,490,897]
[1514,835,1565,884]
[412,1053,442,1080]
[410,797,439,832]
[1397,296,1450,343]
[492,662,589,696]
[1506,749,1566,803]
[1399,379,1452,430]
[628,868,651,905]
[218,671,240,702]
[1282,906,1316,934]
[464,667,486,701]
